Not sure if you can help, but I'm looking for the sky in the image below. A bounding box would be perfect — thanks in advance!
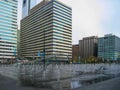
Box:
[18,0,120,44]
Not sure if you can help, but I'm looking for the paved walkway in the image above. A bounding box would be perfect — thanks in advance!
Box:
[75,77,120,90]
[1,74,120,90]
[0,75,52,90]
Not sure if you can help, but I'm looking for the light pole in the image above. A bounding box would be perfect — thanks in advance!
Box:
[37,51,40,60]
[43,29,46,69]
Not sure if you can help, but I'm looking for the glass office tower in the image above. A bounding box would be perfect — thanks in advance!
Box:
[20,0,72,60]
[0,0,17,60]
[22,0,37,18]
[98,34,120,61]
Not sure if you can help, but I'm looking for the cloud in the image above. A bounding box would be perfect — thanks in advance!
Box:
[98,0,120,36]
[60,0,104,44]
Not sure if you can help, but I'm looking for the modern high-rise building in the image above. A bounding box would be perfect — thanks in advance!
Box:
[79,36,98,59]
[22,0,37,18]
[98,34,120,61]
[0,0,17,60]
[20,0,72,60]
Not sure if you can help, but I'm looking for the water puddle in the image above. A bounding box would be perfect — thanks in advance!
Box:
[50,75,115,90]
[20,73,119,90]
[80,75,114,86]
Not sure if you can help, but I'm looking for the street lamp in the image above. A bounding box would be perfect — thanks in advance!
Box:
[43,29,46,69]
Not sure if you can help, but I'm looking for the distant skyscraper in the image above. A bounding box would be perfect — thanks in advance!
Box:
[0,0,17,59]
[98,34,120,61]
[22,0,37,18]
[20,0,72,60]
[79,36,98,59]
[72,44,79,62]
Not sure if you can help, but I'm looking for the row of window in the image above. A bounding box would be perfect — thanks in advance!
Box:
[0,41,16,44]
[23,8,52,25]
[53,16,71,25]
[23,25,71,40]
[0,13,17,20]
[21,26,53,40]
[53,8,71,18]
[53,13,71,24]
[0,6,17,14]
[21,49,71,55]
[23,2,53,23]
[53,1,71,12]
[0,16,17,23]
[0,44,16,48]
[0,34,16,38]
[0,29,17,33]
[0,39,17,43]
[21,12,53,29]
[0,31,16,35]
[0,1,17,7]
[0,10,17,16]
[0,21,17,28]
[21,16,53,33]
[20,37,71,49]
[0,25,17,30]
[53,3,71,15]
[53,30,71,37]
[21,24,53,42]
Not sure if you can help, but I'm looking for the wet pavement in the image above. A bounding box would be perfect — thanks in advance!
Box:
[0,74,120,90]
[0,75,52,90]
[74,77,120,90]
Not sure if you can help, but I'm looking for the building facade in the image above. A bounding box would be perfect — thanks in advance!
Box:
[17,30,20,58]
[20,0,72,60]
[98,34,120,61]
[72,44,79,62]
[79,36,98,59]
[0,0,17,60]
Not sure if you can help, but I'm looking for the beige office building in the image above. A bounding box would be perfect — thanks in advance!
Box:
[20,0,72,60]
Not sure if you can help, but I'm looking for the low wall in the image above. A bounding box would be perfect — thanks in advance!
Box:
[0,64,120,81]
[0,65,19,80]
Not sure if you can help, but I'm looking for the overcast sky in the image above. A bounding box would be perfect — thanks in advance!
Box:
[18,0,120,44]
